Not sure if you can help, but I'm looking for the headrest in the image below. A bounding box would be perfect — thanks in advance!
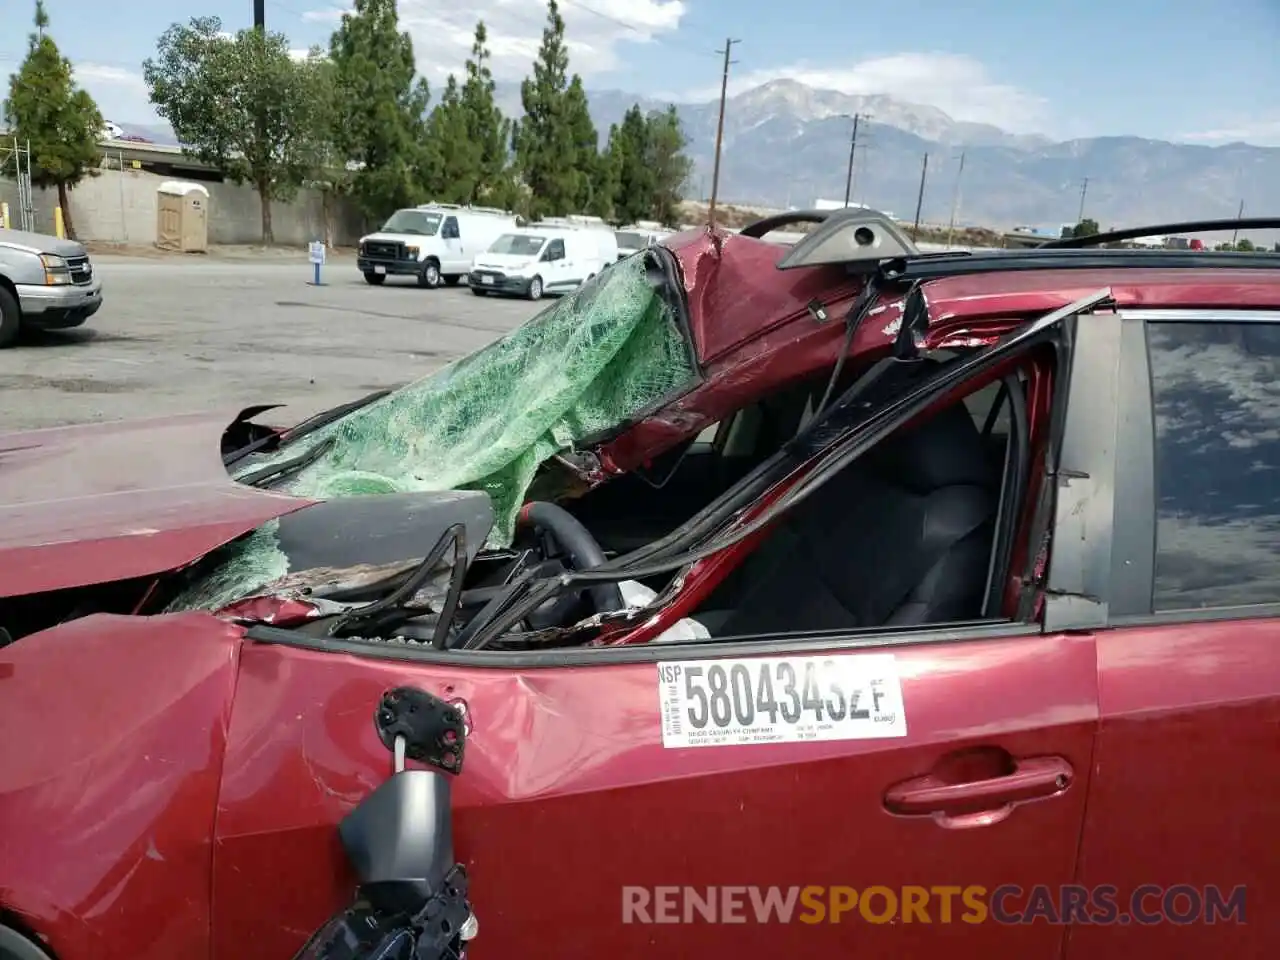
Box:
[868,401,997,494]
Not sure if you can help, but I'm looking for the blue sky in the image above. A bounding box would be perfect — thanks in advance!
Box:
[3,0,1279,145]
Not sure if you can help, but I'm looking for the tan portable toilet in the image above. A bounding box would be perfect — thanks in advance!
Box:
[156,181,209,252]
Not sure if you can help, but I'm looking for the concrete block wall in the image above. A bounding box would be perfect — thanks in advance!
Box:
[0,169,367,246]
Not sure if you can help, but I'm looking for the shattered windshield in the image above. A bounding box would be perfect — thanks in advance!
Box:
[167,253,695,612]
[380,210,442,235]
[489,233,546,256]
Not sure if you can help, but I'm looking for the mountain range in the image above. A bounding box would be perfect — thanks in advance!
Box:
[113,79,1280,230]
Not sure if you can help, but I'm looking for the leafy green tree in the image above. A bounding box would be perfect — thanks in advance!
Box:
[461,21,510,203]
[425,75,479,203]
[515,0,578,218]
[298,51,352,246]
[589,133,621,220]
[645,105,692,225]
[1235,237,1256,252]
[2,2,104,240]
[1070,217,1100,238]
[563,75,601,212]
[610,105,655,225]
[327,0,431,221]
[145,18,319,242]
[486,122,530,215]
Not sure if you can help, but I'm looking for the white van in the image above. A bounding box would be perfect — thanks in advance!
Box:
[528,220,619,266]
[614,226,671,261]
[357,203,517,288]
[468,226,616,300]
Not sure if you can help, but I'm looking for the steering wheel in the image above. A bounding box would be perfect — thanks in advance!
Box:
[517,502,626,616]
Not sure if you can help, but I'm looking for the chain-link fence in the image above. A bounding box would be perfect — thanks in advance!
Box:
[0,136,37,231]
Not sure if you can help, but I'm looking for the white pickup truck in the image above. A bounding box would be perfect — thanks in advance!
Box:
[0,228,104,347]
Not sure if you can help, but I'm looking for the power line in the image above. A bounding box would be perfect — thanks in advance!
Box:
[911,151,929,241]
[557,0,720,59]
[707,37,739,229]
[946,149,965,246]
[842,113,860,207]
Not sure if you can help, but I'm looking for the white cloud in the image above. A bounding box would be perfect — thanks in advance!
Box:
[74,63,146,91]
[72,62,154,124]
[303,0,686,82]
[1181,118,1280,148]
[679,52,1048,131]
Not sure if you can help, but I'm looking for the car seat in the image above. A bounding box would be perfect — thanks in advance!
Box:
[694,400,1001,636]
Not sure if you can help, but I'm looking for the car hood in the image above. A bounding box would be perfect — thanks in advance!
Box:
[0,229,87,258]
[361,231,435,244]
[473,253,537,270]
[0,409,315,597]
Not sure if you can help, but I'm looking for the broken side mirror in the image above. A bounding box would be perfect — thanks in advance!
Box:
[291,687,476,960]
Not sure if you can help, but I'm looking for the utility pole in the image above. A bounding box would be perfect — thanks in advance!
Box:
[1231,198,1245,245]
[843,114,860,207]
[1077,177,1089,223]
[911,152,929,242]
[945,150,966,248]
[254,0,265,29]
[708,37,740,230]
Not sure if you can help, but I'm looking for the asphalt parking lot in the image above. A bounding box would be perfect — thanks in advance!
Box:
[0,255,545,432]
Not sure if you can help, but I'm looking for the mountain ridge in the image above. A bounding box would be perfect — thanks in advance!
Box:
[114,79,1280,229]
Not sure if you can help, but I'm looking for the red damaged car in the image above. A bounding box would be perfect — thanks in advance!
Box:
[2,211,1279,960]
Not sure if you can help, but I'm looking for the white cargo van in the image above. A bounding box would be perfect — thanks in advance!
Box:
[468,225,616,300]
[357,203,517,288]
[529,219,619,266]
[614,226,671,261]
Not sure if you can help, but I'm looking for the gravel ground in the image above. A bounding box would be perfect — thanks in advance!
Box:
[0,255,545,432]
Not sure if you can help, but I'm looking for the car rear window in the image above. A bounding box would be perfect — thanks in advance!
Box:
[1148,320,1280,611]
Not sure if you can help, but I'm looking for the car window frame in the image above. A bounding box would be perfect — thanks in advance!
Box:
[249,291,1119,666]
[1107,308,1280,627]
[442,216,460,239]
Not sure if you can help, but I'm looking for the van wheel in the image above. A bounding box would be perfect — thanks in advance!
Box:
[363,272,386,286]
[526,276,543,301]
[417,259,442,289]
[0,285,21,348]
[444,275,461,287]
[471,287,488,296]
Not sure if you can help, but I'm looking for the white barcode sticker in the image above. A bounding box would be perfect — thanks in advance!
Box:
[656,655,907,748]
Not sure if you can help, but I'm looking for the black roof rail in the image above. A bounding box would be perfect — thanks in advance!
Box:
[1040,217,1280,249]
[880,248,1280,284]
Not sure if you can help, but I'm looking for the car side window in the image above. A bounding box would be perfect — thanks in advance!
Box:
[1148,320,1280,611]
[443,217,459,239]
[547,240,565,260]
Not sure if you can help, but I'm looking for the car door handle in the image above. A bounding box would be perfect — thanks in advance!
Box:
[884,755,1073,829]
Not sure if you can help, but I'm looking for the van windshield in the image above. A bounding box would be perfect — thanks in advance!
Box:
[490,233,547,256]
[380,210,442,236]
